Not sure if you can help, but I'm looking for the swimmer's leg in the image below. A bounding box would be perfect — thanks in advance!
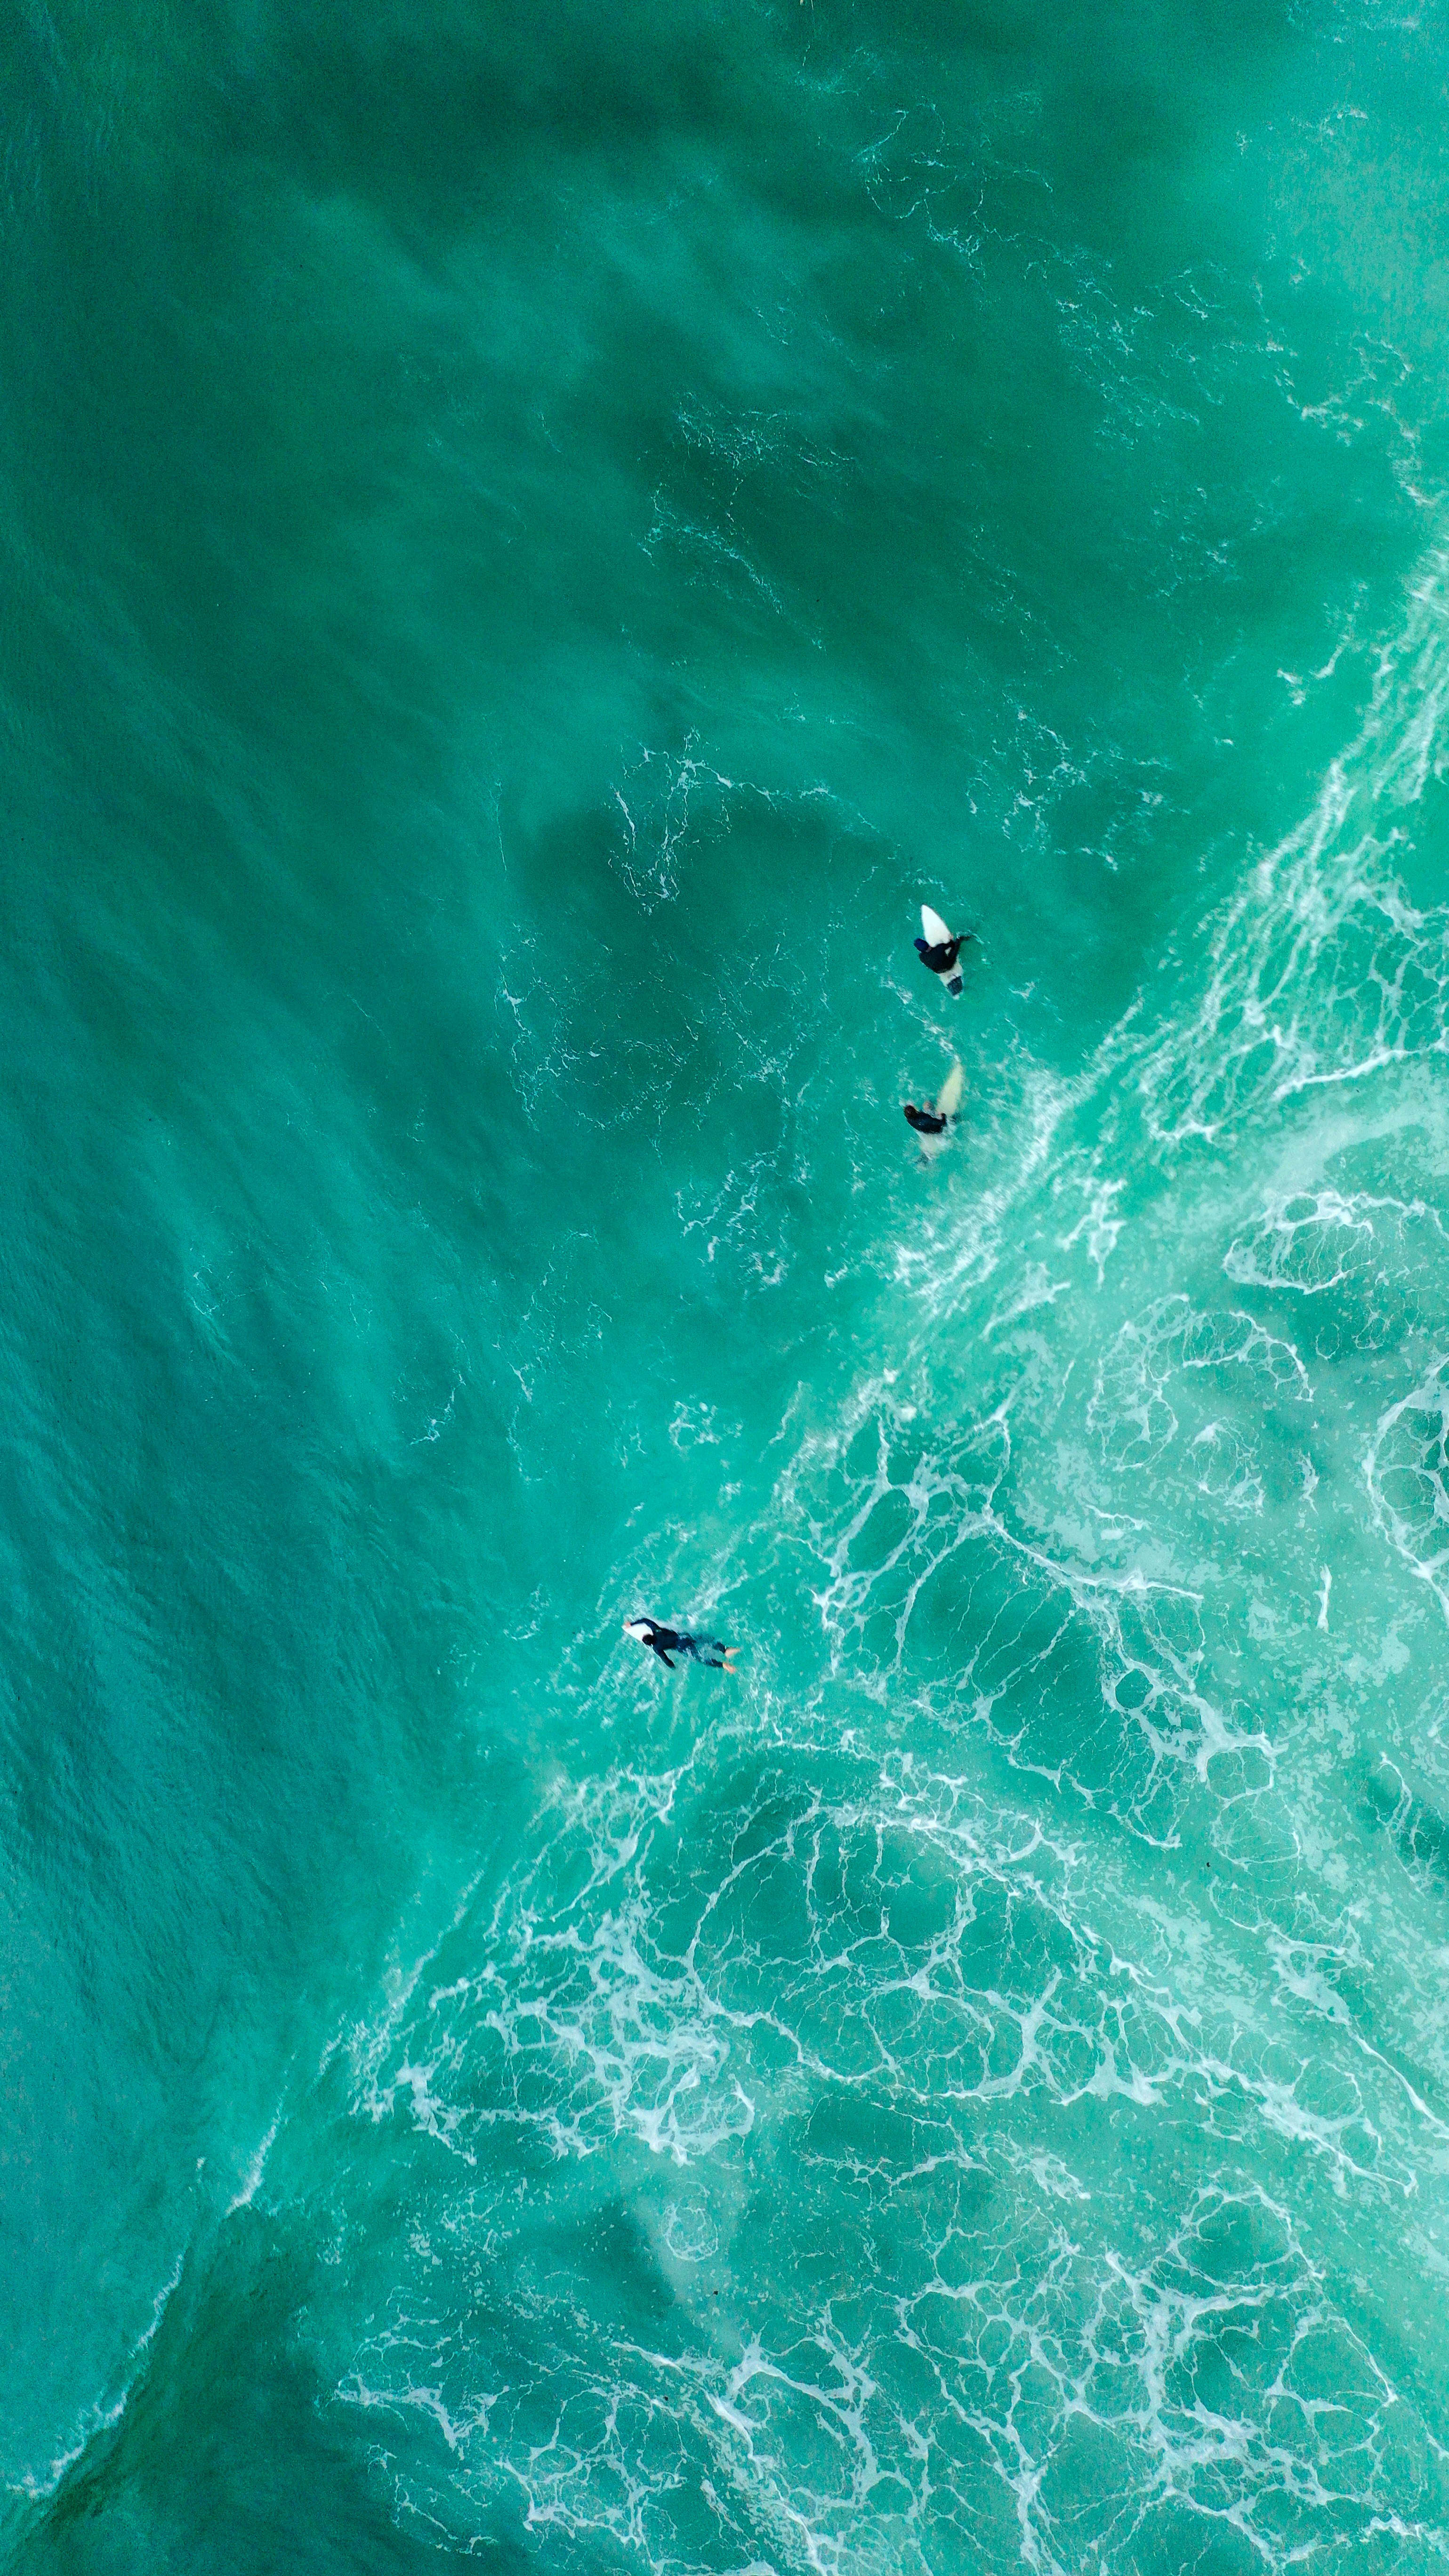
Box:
[677,1635,737,1670]
[683,1635,729,1667]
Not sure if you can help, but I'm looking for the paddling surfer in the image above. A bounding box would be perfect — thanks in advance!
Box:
[903,1101,948,1138]
[624,1618,737,1673]
[914,904,975,996]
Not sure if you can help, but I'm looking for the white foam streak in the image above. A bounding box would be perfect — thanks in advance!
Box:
[328,539,1449,2573]
[10,2249,185,2503]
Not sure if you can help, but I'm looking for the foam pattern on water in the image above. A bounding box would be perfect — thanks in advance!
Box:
[1130,553,1449,1147]
[330,1751,1449,2571]
[311,553,1449,2570]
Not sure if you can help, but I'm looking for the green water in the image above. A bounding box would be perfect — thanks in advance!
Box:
[4,2,1449,2568]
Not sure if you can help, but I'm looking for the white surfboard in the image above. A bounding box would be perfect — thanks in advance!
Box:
[920,903,952,950]
[917,1060,964,1161]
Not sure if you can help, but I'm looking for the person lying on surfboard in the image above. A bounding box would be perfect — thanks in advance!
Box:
[903,1060,964,1161]
[624,1618,737,1673]
[914,903,975,996]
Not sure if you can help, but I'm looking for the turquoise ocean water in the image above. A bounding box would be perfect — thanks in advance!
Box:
[5,3,1449,2568]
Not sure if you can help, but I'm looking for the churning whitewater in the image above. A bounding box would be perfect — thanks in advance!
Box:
[3,4,1449,2574]
[318,547,1449,2569]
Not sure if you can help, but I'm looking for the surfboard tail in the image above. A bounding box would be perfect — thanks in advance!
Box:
[946,972,964,996]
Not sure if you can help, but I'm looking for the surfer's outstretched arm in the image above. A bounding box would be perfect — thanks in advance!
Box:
[625,1616,681,1667]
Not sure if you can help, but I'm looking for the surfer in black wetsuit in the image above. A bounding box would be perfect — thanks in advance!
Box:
[914,928,974,990]
[902,1102,948,1137]
[624,1618,737,1673]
